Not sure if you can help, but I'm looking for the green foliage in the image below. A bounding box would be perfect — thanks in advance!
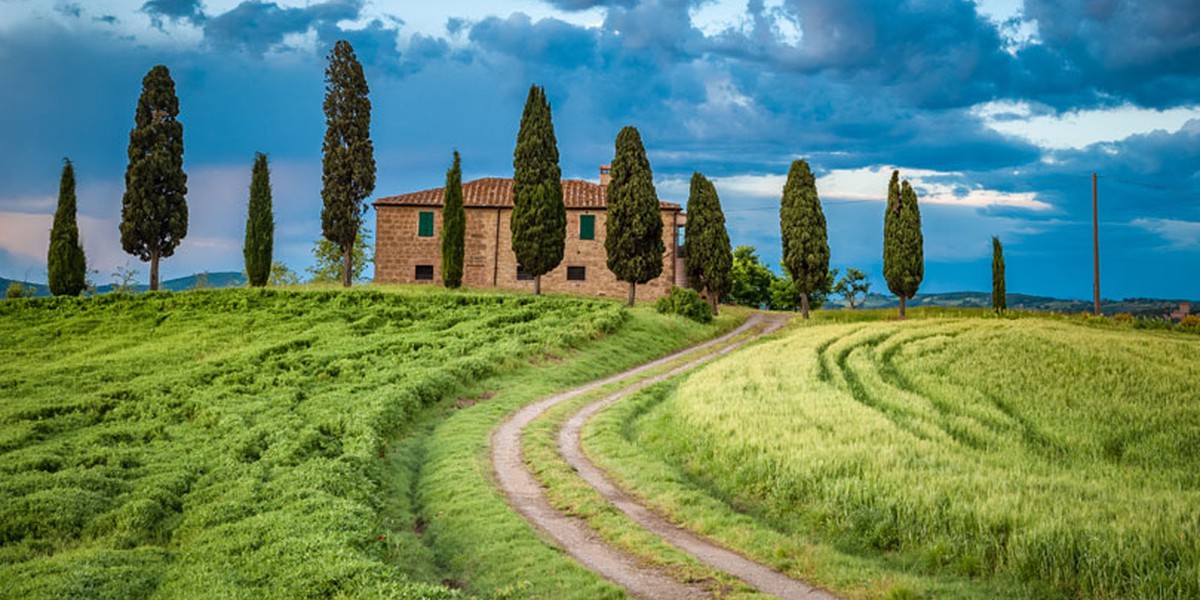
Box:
[727,245,774,308]
[0,288,628,598]
[638,318,1200,599]
[779,159,829,318]
[6,282,34,299]
[307,228,373,284]
[605,126,664,305]
[441,151,465,288]
[992,236,1006,313]
[833,267,871,309]
[244,153,274,287]
[883,172,924,317]
[120,65,188,291]
[321,40,376,288]
[510,85,566,292]
[268,262,300,287]
[683,172,732,312]
[654,287,712,323]
[48,159,87,297]
[770,269,832,312]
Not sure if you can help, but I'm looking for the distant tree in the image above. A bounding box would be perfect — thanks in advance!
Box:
[442,151,465,288]
[120,64,188,291]
[321,40,376,288]
[510,85,565,295]
[6,282,34,299]
[48,158,87,296]
[833,268,871,309]
[779,159,829,319]
[110,263,140,295]
[244,152,274,287]
[269,261,301,287]
[309,228,373,284]
[883,171,924,319]
[992,236,1006,313]
[727,246,774,308]
[605,126,664,306]
[684,172,732,315]
[770,269,833,312]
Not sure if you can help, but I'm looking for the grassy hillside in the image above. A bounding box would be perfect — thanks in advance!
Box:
[2,272,247,297]
[613,316,1199,599]
[839,291,1196,316]
[0,287,633,598]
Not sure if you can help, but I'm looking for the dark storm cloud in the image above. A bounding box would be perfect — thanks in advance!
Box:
[142,0,206,26]
[470,13,599,68]
[203,0,360,54]
[1018,0,1200,108]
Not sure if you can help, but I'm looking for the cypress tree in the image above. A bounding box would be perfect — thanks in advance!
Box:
[321,40,376,288]
[992,236,1006,313]
[244,152,273,287]
[882,172,924,319]
[48,158,87,296]
[684,172,732,315]
[120,64,187,291]
[442,151,465,288]
[605,126,664,306]
[779,159,829,319]
[510,84,565,295]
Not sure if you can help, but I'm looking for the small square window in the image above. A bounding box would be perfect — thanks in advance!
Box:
[415,265,434,281]
[579,214,595,240]
[567,266,586,281]
[516,265,535,281]
[418,211,434,237]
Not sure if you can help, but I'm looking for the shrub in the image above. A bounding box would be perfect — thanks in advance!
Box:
[1180,314,1200,329]
[655,287,712,323]
[1112,313,1134,323]
[6,282,34,299]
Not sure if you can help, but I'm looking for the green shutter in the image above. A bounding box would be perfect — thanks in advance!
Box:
[418,211,434,237]
[580,214,595,240]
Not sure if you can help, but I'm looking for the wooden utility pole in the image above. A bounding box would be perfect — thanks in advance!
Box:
[1092,172,1100,315]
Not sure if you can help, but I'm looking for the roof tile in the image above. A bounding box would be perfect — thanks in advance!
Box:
[373,177,681,211]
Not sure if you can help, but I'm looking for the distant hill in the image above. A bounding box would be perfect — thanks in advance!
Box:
[2,272,247,298]
[839,291,1196,317]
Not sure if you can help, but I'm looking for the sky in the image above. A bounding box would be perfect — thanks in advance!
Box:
[0,0,1198,300]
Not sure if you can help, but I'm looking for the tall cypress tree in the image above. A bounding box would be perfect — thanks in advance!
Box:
[684,172,732,315]
[120,64,187,291]
[48,158,87,296]
[244,152,273,287]
[321,40,376,288]
[605,126,664,306]
[510,85,565,295]
[442,151,465,289]
[779,159,829,319]
[992,236,1006,313]
[883,172,924,319]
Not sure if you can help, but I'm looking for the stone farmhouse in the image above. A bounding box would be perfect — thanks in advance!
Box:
[372,167,687,300]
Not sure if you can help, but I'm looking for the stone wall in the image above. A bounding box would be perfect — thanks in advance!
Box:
[374,205,682,301]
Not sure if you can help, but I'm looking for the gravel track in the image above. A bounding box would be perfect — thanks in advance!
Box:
[491,312,837,599]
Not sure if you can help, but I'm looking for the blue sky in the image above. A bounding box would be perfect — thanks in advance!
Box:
[1,0,1197,299]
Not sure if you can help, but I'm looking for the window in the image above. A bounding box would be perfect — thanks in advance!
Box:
[516,265,535,281]
[579,214,595,240]
[567,266,586,281]
[417,211,434,237]
[415,265,434,281]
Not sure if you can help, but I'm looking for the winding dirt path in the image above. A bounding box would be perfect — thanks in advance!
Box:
[492,312,836,599]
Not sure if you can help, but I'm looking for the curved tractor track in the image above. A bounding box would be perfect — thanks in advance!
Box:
[491,312,836,600]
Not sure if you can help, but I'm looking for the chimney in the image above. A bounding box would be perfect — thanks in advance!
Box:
[599,165,611,186]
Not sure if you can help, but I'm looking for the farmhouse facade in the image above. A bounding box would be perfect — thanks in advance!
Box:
[372,167,687,300]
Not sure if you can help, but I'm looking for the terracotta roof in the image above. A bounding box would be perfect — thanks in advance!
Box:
[373,177,682,211]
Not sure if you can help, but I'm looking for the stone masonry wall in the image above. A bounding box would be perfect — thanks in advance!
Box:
[374,205,681,301]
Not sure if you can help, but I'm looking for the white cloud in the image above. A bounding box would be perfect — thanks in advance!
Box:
[1132,218,1200,250]
[972,100,1200,150]
[661,166,1051,211]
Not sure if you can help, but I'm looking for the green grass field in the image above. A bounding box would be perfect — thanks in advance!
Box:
[606,314,1200,599]
[0,287,643,599]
